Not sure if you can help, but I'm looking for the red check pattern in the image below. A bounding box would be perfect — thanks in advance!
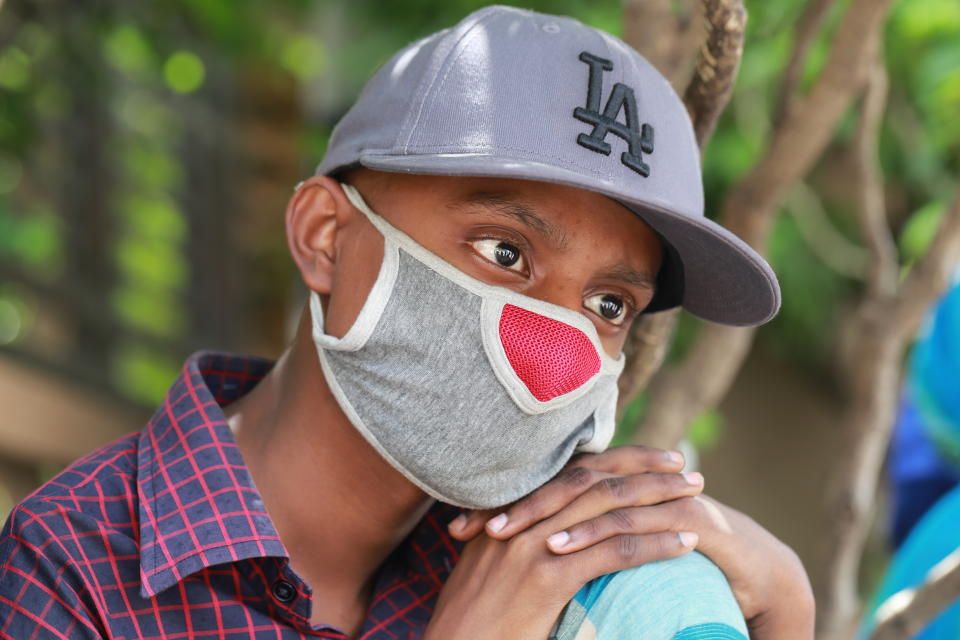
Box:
[0,352,465,639]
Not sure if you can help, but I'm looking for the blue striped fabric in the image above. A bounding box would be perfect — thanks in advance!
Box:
[549,551,748,640]
[674,622,747,639]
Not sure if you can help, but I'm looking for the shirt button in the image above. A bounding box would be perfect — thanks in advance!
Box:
[272,579,296,604]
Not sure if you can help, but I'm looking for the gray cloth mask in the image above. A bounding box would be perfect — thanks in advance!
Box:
[310,183,624,509]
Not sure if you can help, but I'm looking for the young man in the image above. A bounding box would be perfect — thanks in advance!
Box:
[0,6,814,639]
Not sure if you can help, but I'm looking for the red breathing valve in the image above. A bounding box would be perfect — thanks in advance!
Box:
[498,304,601,402]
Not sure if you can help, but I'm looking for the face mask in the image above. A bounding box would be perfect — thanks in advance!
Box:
[310,183,624,509]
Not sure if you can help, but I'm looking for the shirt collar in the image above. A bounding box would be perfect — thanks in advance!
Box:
[136,351,467,598]
[137,351,285,597]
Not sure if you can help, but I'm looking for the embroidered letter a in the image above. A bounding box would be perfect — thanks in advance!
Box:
[573,52,655,177]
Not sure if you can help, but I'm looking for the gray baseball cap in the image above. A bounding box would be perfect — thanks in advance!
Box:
[316,5,780,326]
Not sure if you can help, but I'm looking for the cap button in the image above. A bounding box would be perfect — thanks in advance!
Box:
[541,21,560,34]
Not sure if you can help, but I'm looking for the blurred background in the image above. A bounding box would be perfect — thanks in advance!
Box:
[0,0,957,636]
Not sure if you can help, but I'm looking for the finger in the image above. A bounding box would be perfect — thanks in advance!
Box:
[481,466,613,539]
[481,447,685,540]
[563,531,698,584]
[536,471,704,538]
[487,469,702,541]
[447,509,495,541]
[565,445,685,475]
[545,498,699,554]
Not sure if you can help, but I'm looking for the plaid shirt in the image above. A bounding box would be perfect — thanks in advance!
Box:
[0,352,465,639]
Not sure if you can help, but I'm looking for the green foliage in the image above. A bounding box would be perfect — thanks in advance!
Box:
[899,200,946,263]
[613,391,648,446]
[687,408,724,452]
[163,51,206,94]
[0,204,61,277]
[0,0,955,422]
[0,47,30,91]
[0,287,30,347]
[766,210,851,364]
[103,25,155,75]
[111,343,182,405]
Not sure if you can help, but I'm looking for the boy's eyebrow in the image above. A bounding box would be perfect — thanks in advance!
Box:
[599,264,657,290]
[453,191,570,250]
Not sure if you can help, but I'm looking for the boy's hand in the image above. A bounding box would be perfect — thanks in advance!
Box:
[425,447,701,640]
[447,445,815,639]
[447,445,694,543]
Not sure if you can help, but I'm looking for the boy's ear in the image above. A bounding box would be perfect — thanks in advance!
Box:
[285,176,355,294]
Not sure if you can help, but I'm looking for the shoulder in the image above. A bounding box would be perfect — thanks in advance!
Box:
[0,432,143,636]
[556,552,748,640]
[1,431,141,563]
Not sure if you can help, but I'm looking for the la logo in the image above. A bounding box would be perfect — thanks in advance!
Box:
[573,51,655,177]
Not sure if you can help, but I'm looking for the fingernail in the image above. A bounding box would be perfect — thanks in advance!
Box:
[448,514,467,531]
[683,472,703,486]
[547,531,570,550]
[679,531,699,547]
[486,513,508,534]
[665,450,684,465]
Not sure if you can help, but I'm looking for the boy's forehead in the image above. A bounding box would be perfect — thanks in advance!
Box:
[355,171,661,287]
[363,171,647,241]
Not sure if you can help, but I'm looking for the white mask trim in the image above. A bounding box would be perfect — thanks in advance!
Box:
[309,237,400,353]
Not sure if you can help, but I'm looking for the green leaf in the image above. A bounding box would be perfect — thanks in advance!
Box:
[899,200,946,262]
[163,51,206,94]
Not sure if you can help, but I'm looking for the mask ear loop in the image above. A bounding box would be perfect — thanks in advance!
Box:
[308,183,401,352]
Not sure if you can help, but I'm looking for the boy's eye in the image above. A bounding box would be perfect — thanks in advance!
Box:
[473,239,526,272]
[585,293,627,325]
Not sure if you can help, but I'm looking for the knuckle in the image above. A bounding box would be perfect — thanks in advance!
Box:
[529,557,564,588]
[575,517,601,540]
[598,476,630,501]
[512,488,543,517]
[507,529,540,555]
[557,466,596,490]
[616,534,640,560]
[607,508,637,532]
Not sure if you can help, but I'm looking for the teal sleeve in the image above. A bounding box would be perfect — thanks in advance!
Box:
[549,551,748,640]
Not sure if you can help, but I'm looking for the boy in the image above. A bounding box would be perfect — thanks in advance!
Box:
[0,6,813,639]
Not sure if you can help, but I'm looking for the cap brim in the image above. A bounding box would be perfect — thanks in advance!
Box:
[356,152,781,327]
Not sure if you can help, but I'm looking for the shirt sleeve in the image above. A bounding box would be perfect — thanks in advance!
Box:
[0,501,105,640]
[549,551,748,640]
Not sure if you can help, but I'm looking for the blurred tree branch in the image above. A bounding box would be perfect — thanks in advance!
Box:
[774,0,836,126]
[618,0,746,415]
[817,40,960,638]
[785,181,866,279]
[868,549,960,640]
[628,0,896,451]
[622,0,701,90]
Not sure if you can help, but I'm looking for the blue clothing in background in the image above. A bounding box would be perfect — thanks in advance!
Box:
[909,281,960,464]
[860,485,960,639]
[889,280,960,546]
[888,391,960,547]
[866,279,960,639]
